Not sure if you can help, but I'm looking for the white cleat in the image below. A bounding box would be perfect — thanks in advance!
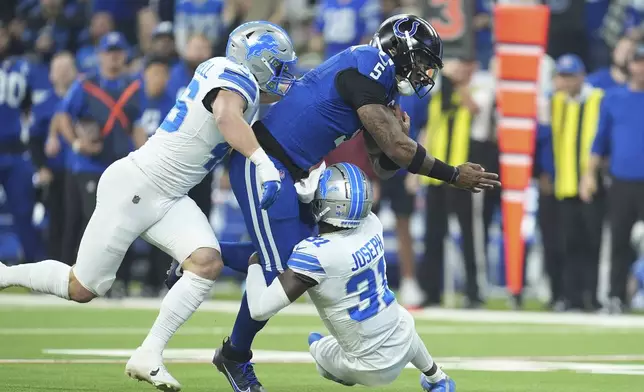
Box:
[125,347,181,392]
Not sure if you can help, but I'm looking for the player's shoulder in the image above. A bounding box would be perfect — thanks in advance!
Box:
[350,45,395,82]
[363,212,383,232]
[197,57,259,103]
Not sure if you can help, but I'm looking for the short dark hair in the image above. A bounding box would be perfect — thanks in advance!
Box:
[144,56,170,69]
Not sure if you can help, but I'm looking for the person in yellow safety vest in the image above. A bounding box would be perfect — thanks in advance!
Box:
[415,58,496,309]
[535,53,605,312]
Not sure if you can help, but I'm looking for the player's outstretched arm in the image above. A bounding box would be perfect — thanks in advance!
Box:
[212,90,281,209]
[359,104,501,193]
[246,253,316,321]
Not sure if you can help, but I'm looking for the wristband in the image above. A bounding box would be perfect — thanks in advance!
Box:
[407,143,427,174]
[428,158,458,183]
[249,147,271,167]
[378,153,400,171]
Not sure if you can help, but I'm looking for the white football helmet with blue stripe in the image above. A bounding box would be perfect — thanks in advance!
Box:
[226,21,297,96]
[313,163,374,228]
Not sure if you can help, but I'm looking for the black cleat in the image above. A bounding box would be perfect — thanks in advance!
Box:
[213,338,266,392]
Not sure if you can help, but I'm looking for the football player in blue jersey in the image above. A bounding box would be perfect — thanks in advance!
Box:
[202,14,500,392]
[0,25,45,264]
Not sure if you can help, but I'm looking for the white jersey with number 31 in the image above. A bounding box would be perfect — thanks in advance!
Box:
[130,57,260,197]
[288,213,412,364]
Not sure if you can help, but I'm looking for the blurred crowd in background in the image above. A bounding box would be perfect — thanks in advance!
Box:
[1,0,644,314]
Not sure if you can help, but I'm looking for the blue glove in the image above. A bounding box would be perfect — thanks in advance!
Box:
[250,148,282,210]
[260,180,281,209]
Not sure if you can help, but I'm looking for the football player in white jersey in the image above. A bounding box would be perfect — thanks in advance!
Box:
[244,163,456,391]
[0,21,297,391]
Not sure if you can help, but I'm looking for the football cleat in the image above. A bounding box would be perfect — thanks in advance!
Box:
[213,339,266,392]
[125,347,181,392]
[420,374,456,392]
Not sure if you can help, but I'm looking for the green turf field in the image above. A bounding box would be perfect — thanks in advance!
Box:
[1,294,644,392]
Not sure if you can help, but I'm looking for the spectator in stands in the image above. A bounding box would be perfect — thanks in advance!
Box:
[53,32,146,251]
[0,23,45,264]
[581,44,644,314]
[75,12,114,74]
[140,58,173,137]
[91,0,148,44]
[584,0,611,71]
[174,0,227,57]
[37,52,77,263]
[378,93,428,308]
[418,58,492,308]
[536,54,605,312]
[22,0,77,55]
[586,35,634,91]
[148,22,178,66]
[310,0,381,59]
[474,0,493,70]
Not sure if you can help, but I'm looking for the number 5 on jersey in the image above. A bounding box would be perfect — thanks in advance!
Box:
[369,51,390,80]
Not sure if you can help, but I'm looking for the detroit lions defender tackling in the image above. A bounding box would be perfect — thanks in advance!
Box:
[245,163,455,391]
[0,22,297,391]
[201,14,498,392]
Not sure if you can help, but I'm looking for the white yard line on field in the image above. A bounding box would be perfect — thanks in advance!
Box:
[0,325,640,336]
[2,293,644,328]
[5,350,644,376]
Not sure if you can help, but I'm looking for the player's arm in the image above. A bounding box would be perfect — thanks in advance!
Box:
[337,69,500,192]
[206,76,281,208]
[210,89,265,160]
[246,253,318,321]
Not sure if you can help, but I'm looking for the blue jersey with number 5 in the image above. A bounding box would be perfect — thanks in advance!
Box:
[287,212,400,357]
[261,45,396,170]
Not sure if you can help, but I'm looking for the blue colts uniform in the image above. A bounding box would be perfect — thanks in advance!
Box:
[227,45,398,352]
[0,57,45,262]
[230,45,396,274]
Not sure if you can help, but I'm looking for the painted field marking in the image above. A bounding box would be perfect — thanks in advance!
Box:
[2,294,644,328]
[0,325,639,336]
[3,350,644,376]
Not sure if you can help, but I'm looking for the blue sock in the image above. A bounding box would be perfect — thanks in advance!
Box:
[230,293,268,354]
[220,242,256,274]
[229,270,279,354]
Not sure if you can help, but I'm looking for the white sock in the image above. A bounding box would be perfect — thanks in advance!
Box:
[1,260,70,299]
[141,270,214,354]
[411,333,445,383]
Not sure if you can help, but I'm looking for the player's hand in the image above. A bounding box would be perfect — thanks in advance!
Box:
[74,138,103,155]
[251,149,282,209]
[248,252,260,266]
[36,167,53,186]
[45,135,60,157]
[391,104,411,136]
[452,162,501,193]
[579,173,597,203]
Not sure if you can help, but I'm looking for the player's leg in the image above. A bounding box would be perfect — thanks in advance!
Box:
[410,332,456,391]
[128,195,222,390]
[214,152,310,392]
[308,333,357,386]
[0,158,151,302]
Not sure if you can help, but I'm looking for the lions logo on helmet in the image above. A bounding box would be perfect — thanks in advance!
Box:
[227,21,298,96]
[313,163,373,228]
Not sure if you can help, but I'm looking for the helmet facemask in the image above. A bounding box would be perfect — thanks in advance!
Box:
[261,55,298,96]
[389,38,442,97]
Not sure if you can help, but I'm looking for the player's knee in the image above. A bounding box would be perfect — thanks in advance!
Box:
[68,274,96,303]
[182,247,223,281]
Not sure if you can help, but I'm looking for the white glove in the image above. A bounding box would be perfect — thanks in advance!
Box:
[249,148,281,209]
[295,161,327,204]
